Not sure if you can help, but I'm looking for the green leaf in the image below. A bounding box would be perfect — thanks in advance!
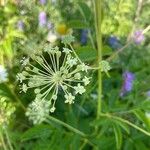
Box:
[113,124,123,150]
[103,45,113,56]
[133,110,150,131]
[140,100,150,110]
[113,120,130,134]
[77,2,92,21]
[21,124,52,141]
[76,46,97,61]
[68,20,89,29]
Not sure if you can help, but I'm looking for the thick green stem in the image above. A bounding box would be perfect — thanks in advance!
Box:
[95,0,103,119]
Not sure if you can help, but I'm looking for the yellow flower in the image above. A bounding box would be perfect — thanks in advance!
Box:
[56,23,72,35]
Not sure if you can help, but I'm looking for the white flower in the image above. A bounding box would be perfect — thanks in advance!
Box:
[21,83,28,93]
[83,76,90,85]
[26,99,51,124]
[20,57,29,66]
[74,73,81,80]
[50,106,56,113]
[63,48,71,54]
[66,57,78,67]
[18,44,90,114]
[74,84,86,94]
[16,73,25,83]
[47,31,57,43]
[77,63,90,72]
[0,65,8,83]
[99,60,111,72]
[61,34,75,45]
[65,93,75,104]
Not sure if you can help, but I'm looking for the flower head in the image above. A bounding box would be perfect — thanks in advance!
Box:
[99,60,111,72]
[0,65,8,83]
[133,30,145,44]
[18,44,90,114]
[0,97,15,127]
[26,99,51,124]
[120,71,135,97]
[39,11,47,27]
[56,23,71,36]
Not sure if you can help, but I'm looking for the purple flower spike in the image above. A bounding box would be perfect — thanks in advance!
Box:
[120,71,135,97]
[80,29,88,45]
[17,20,24,31]
[133,30,145,44]
[39,11,47,27]
[39,0,46,5]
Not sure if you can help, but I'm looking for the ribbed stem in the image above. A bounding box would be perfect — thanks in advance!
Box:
[95,0,103,119]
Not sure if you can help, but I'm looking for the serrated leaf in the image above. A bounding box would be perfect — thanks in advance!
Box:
[21,124,52,141]
[68,20,89,29]
[76,46,97,61]
[103,45,113,56]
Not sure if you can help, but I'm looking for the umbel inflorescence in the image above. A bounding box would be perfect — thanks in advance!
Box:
[17,37,90,124]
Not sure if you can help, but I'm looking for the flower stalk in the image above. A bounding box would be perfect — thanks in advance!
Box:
[95,0,103,119]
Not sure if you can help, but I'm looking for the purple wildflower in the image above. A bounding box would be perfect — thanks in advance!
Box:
[120,71,135,97]
[17,20,24,31]
[133,30,144,44]
[108,36,121,49]
[80,29,88,45]
[39,0,46,5]
[38,11,47,27]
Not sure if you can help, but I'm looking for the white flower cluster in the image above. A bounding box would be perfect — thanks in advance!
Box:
[0,97,15,127]
[0,65,8,83]
[99,60,111,72]
[17,44,90,124]
[26,99,51,124]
